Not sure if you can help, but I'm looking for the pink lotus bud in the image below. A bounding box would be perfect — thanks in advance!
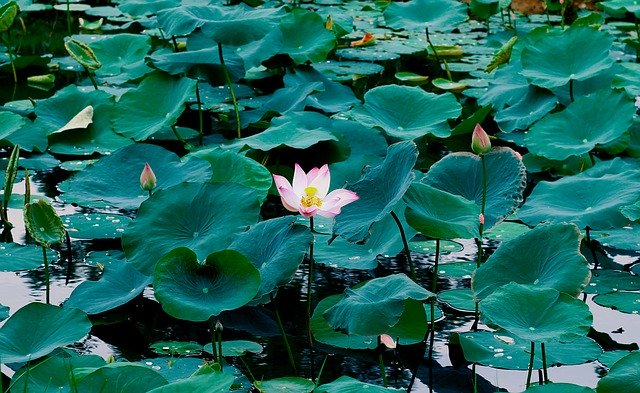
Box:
[140,163,157,191]
[471,124,491,155]
[514,151,522,160]
[479,213,485,225]
[380,334,397,349]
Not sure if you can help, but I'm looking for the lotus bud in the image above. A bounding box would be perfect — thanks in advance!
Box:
[479,213,485,226]
[140,163,157,192]
[471,124,491,155]
[215,320,223,333]
[379,334,397,349]
[105,354,116,363]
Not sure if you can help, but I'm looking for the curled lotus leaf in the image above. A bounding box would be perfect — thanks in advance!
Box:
[64,38,101,71]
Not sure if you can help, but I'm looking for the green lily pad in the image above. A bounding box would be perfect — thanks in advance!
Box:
[436,261,477,279]
[525,90,635,161]
[313,60,384,82]
[408,239,464,254]
[350,85,461,139]
[229,216,312,303]
[583,269,640,295]
[61,213,132,239]
[147,47,245,83]
[150,341,203,356]
[593,291,640,315]
[58,143,211,210]
[472,223,590,300]
[0,243,56,271]
[153,248,261,321]
[203,340,262,356]
[483,221,531,242]
[284,66,360,113]
[524,383,595,393]
[598,0,640,18]
[333,141,417,243]
[138,357,210,383]
[64,259,151,315]
[521,26,614,89]
[395,72,429,85]
[123,182,260,275]
[479,283,593,342]
[404,182,480,240]
[598,350,636,368]
[423,147,527,230]
[0,111,25,140]
[438,288,476,313]
[278,9,336,64]
[518,158,640,229]
[316,375,402,392]
[88,33,152,81]
[596,351,640,393]
[591,224,640,252]
[74,362,167,393]
[255,377,315,393]
[24,199,65,247]
[147,369,235,393]
[112,73,196,141]
[456,331,602,370]
[323,273,434,336]
[383,0,467,31]
[0,303,91,363]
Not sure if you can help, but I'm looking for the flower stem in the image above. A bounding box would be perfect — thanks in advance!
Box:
[307,216,316,381]
[526,341,535,389]
[378,353,388,387]
[208,316,218,363]
[390,211,416,281]
[473,155,488,331]
[569,79,575,103]
[42,246,50,304]
[541,342,548,384]
[585,227,600,269]
[427,239,440,382]
[195,81,204,145]
[217,42,242,139]
[271,293,297,373]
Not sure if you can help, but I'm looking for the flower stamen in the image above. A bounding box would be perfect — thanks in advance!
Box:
[301,187,323,208]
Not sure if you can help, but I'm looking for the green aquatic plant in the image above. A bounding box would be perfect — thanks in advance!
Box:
[0,1,18,84]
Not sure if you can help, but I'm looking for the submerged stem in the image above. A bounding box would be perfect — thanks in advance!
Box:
[271,293,297,373]
[390,211,415,280]
[217,42,242,139]
[526,341,535,389]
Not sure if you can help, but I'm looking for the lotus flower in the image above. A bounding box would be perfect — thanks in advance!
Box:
[140,163,157,192]
[471,123,491,155]
[273,164,359,218]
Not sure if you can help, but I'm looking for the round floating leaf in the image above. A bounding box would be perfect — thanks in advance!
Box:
[472,223,590,300]
[409,239,464,254]
[323,273,434,336]
[64,260,151,315]
[203,340,262,357]
[456,331,602,370]
[350,85,461,139]
[0,243,56,271]
[278,9,336,64]
[255,377,315,393]
[0,303,91,363]
[383,0,467,31]
[150,341,203,356]
[423,147,526,230]
[58,143,212,210]
[583,270,640,295]
[597,352,640,393]
[479,283,593,342]
[518,158,640,229]
[138,357,209,383]
[333,141,417,243]
[592,224,640,252]
[316,376,401,392]
[74,363,167,393]
[147,370,235,393]
[314,61,384,82]
[525,384,595,393]
[593,291,640,315]
[483,221,531,242]
[153,248,261,322]
[525,90,635,161]
[404,182,480,239]
[62,213,132,239]
[24,199,65,247]
[521,26,614,89]
[229,216,312,303]
[112,73,197,141]
[438,288,476,313]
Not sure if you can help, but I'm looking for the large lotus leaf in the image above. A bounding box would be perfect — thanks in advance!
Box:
[112,73,197,141]
[323,273,434,336]
[255,378,315,393]
[283,66,360,113]
[188,149,272,203]
[521,26,614,89]
[479,283,592,342]
[598,0,640,18]
[593,291,640,314]
[33,85,131,155]
[230,110,337,151]
[146,47,245,83]
[404,182,480,239]
[74,362,167,393]
[153,248,260,322]
[525,384,595,393]
[0,303,91,363]
[350,85,461,139]
[0,243,56,271]
[592,224,640,252]
[315,210,416,270]
[229,216,312,303]
[456,331,602,370]
[117,0,178,17]
[472,223,590,300]
[612,62,640,97]
[316,376,402,393]
[4,120,48,153]
[383,0,467,31]
[597,352,640,393]
[518,158,640,229]
[314,61,385,82]
[333,141,417,244]
[157,4,284,46]
[525,90,635,160]
[203,340,262,357]
[58,143,212,210]
[65,260,151,315]
[583,270,640,295]
[423,147,526,230]
[62,213,132,239]
[278,9,336,64]
[240,83,323,127]
[147,370,235,393]
[137,357,211,383]
[0,111,25,140]
[123,182,260,275]
[11,351,106,393]
[87,33,152,79]
[24,199,65,247]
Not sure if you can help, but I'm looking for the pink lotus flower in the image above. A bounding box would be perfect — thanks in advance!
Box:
[273,164,359,218]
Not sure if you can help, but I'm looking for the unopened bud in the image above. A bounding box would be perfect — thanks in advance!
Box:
[471,124,491,155]
[140,163,157,191]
